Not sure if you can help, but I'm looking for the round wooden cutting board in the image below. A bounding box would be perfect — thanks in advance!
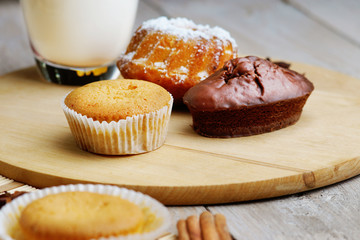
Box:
[0,63,360,205]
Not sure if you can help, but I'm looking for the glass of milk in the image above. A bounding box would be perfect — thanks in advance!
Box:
[20,0,138,85]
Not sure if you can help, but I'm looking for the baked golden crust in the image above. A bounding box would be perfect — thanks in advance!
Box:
[117,17,237,104]
[64,79,171,122]
[19,192,144,240]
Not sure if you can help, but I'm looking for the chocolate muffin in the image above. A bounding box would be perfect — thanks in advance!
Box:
[183,56,314,137]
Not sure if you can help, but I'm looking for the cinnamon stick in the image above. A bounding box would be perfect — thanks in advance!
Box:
[200,211,220,240]
[177,211,232,240]
[215,214,232,240]
[177,219,190,240]
[186,215,202,240]
[0,191,26,209]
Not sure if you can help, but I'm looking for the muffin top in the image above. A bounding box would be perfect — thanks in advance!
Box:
[64,79,172,122]
[19,191,144,240]
[183,56,314,111]
[128,16,237,49]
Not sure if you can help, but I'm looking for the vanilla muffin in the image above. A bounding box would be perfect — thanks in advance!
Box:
[19,192,144,240]
[0,185,171,240]
[62,79,173,155]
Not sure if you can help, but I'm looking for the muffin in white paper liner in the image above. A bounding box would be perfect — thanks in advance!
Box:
[62,94,173,155]
[0,184,171,240]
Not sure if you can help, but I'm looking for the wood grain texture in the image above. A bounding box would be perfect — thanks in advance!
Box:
[208,179,360,239]
[0,63,359,205]
[0,0,33,75]
[1,0,360,238]
[289,0,360,47]
[146,0,360,79]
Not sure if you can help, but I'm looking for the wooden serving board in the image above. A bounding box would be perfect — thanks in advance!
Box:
[0,63,360,205]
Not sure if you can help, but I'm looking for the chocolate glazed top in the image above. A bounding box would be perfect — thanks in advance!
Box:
[183,56,314,111]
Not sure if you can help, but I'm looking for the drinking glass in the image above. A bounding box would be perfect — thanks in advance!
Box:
[20,0,138,85]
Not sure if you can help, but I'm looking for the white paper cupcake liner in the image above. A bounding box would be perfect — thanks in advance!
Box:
[62,94,173,155]
[0,184,171,240]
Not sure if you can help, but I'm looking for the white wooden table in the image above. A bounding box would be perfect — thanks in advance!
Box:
[1,0,360,238]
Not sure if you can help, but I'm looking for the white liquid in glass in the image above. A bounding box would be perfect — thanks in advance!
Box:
[21,0,138,68]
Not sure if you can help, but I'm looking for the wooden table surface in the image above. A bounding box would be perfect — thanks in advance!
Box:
[1,0,360,239]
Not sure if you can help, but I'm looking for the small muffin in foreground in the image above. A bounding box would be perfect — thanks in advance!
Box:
[1,185,170,240]
[19,192,143,240]
[62,79,173,155]
[183,56,314,138]
[117,16,238,105]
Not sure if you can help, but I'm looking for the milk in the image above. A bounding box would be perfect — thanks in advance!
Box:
[21,0,138,68]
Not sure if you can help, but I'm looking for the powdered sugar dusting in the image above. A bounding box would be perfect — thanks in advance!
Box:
[197,70,209,79]
[140,16,237,48]
[121,51,135,61]
[154,62,166,68]
[118,16,239,92]
[178,66,189,73]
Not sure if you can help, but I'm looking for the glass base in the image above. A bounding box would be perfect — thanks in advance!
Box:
[35,58,119,85]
